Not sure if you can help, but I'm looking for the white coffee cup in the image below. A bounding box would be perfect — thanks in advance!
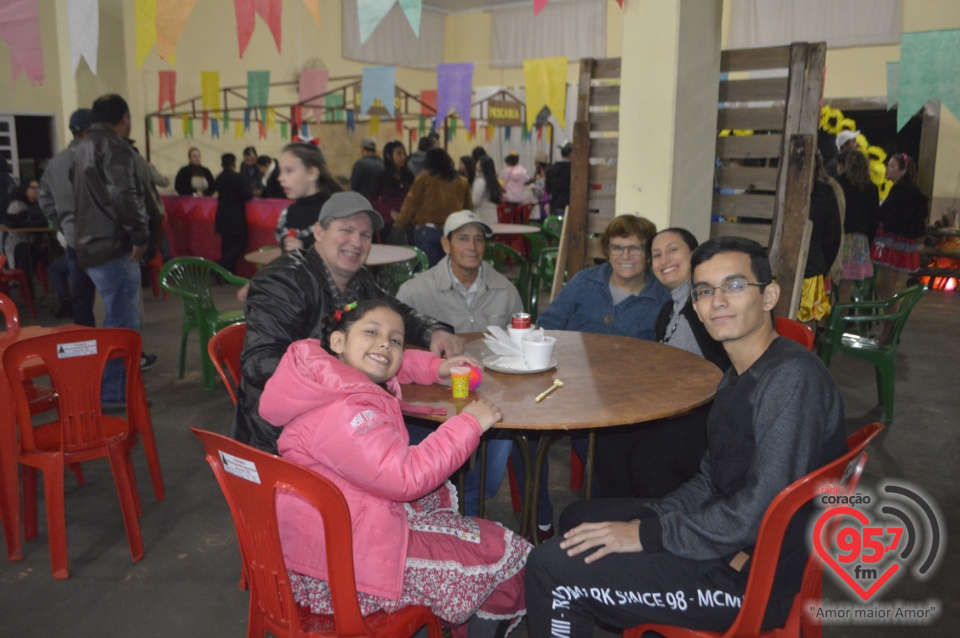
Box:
[521,335,556,369]
[508,326,532,348]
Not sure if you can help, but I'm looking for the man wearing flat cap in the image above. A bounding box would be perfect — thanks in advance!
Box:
[349,137,384,201]
[236,191,464,454]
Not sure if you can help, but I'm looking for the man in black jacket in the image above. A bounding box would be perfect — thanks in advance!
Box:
[524,237,846,637]
[73,94,150,409]
[235,192,465,454]
[214,153,252,274]
[545,141,573,216]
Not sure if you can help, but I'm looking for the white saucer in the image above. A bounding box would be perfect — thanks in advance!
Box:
[482,355,558,375]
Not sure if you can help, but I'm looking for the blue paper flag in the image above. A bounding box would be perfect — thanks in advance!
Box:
[243,109,251,133]
[361,66,396,117]
[163,115,172,136]
[347,109,356,131]
[211,119,219,138]
[504,126,511,140]
[302,122,309,137]
[898,29,960,130]
[435,62,474,129]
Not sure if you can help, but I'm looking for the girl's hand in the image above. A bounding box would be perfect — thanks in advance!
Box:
[462,398,502,432]
[438,355,480,378]
[283,236,304,251]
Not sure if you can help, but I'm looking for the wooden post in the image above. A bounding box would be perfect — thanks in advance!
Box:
[917,99,940,213]
[566,121,592,281]
[773,134,816,319]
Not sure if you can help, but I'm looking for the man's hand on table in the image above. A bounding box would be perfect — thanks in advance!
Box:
[430,330,464,357]
[561,520,643,564]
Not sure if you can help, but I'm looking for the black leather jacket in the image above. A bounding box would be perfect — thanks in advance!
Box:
[234,248,447,454]
[73,124,148,268]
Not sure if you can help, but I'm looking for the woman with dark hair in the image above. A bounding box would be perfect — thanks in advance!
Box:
[594,227,731,498]
[499,152,530,205]
[472,156,502,227]
[870,152,927,305]
[798,154,842,325]
[458,155,476,186]
[471,146,488,165]
[174,147,216,196]
[836,149,880,302]
[2,179,50,299]
[372,141,414,242]
[273,143,342,252]
[395,147,472,266]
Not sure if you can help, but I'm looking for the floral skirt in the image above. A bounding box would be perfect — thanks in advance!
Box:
[797,275,831,322]
[289,483,530,636]
[871,229,920,273]
[840,233,874,281]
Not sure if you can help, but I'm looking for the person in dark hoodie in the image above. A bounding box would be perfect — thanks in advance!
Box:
[273,143,342,252]
[214,153,252,274]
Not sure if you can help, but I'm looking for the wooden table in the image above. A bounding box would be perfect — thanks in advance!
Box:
[489,223,540,235]
[0,324,86,561]
[244,244,417,268]
[0,226,58,234]
[401,330,722,539]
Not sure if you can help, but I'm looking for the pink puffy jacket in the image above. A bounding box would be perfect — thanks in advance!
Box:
[259,340,483,600]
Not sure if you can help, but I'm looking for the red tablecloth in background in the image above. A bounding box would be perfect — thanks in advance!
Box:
[162,196,290,278]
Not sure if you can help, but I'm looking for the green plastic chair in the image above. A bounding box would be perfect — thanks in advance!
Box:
[819,285,927,424]
[377,246,428,296]
[541,215,564,242]
[159,257,249,390]
[529,247,564,322]
[484,241,530,311]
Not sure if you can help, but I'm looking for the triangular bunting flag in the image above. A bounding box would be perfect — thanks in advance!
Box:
[159,71,177,112]
[202,111,209,133]
[435,62,474,129]
[299,68,329,124]
[235,0,282,57]
[0,0,45,85]
[301,122,309,138]
[346,109,356,131]
[135,0,157,68]
[68,0,99,75]
[302,0,321,28]
[395,115,403,135]
[279,121,288,140]
[534,0,549,16]
[259,121,267,139]
[146,117,153,135]
[361,66,395,117]
[266,107,277,132]
[211,118,219,138]
[523,56,567,128]
[234,120,244,139]
[504,126,511,140]
[156,0,198,60]
[164,115,172,137]
[182,115,191,137]
[449,117,457,138]
[358,0,422,45]
[469,120,476,141]
[247,70,270,119]
[243,109,251,133]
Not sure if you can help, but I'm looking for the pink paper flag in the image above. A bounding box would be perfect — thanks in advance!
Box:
[534,0,549,16]
[159,70,177,112]
[156,0,198,60]
[157,71,177,112]
[0,0,45,86]
[235,0,282,58]
[299,68,329,124]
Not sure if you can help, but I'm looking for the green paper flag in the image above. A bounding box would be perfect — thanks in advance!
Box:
[146,117,153,135]
[898,29,960,130]
[324,93,345,123]
[280,122,289,140]
[419,115,427,137]
[886,62,899,111]
[247,70,271,119]
[449,117,457,137]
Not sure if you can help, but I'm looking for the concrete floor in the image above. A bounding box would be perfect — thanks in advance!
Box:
[0,284,957,637]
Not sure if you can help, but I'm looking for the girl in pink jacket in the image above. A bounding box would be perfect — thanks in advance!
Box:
[260,299,530,637]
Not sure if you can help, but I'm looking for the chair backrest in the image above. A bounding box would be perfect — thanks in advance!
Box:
[882,285,927,345]
[208,322,246,405]
[3,329,144,454]
[0,291,19,331]
[377,246,427,297]
[483,241,523,274]
[774,316,815,350]
[160,257,220,312]
[191,428,371,637]
[723,422,884,636]
[541,215,563,241]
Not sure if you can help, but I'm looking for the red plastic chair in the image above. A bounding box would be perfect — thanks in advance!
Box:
[2,328,165,579]
[0,254,36,319]
[774,316,815,351]
[208,322,246,405]
[191,428,443,638]
[622,422,883,638]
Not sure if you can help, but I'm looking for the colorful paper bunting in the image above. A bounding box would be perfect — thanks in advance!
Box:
[897,30,960,130]
[324,94,345,122]
[279,121,288,140]
[247,70,271,118]
[347,109,356,131]
[201,71,220,111]
[135,0,157,68]
[68,0,99,74]
[534,0,549,16]
[156,0,198,60]
[504,126,511,140]
[243,109,251,133]
[361,66,396,117]
[524,57,567,128]
[158,117,167,138]
[234,120,244,139]
[202,111,209,133]
[435,62,474,129]
[259,121,267,139]
[395,116,403,135]
[418,116,427,138]
[420,89,437,116]
[266,107,277,132]
[159,71,177,112]
[886,62,899,111]
[0,0,45,85]
[302,0,321,28]
[211,118,219,138]
[469,120,476,141]
[146,118,153,135]
[358,0,422,45]
[182,115,192,137]
[369,115,380,136]
[234,0,282,58]
[301,122,309,138]
[163,115,172,136]
[299,68,329,124]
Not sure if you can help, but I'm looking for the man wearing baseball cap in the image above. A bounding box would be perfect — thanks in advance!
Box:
[396,209,523,515]
[236,191,464,454]
[349,136,383,201]
[39,108,98,326]
[826,129,860,178]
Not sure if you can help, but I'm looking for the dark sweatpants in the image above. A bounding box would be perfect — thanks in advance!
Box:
[524,499,748,638]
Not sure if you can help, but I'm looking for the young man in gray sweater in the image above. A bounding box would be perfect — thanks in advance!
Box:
[524,236,846,637]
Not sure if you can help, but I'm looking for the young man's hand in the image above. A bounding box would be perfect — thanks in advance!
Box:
[560,520,643,563]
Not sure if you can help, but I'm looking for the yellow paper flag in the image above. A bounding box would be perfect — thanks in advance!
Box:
[369,116,380,136]
[201,71,220,111]
[234,120,244,140]
[135,0,157,67]
[156,0,198,60]
[266,107,277,132]
[302,0,321,29]
[523,57,567,129]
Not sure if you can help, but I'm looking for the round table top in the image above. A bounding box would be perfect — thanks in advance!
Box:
[244,244,418,267]
[0,225,57,234]
[490,223,540,235]
[401,330,723,430]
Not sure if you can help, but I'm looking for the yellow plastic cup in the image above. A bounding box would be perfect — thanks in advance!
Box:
[450,366,471,399]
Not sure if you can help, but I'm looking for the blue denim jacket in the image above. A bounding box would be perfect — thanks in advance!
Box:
[538,263,670,340]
